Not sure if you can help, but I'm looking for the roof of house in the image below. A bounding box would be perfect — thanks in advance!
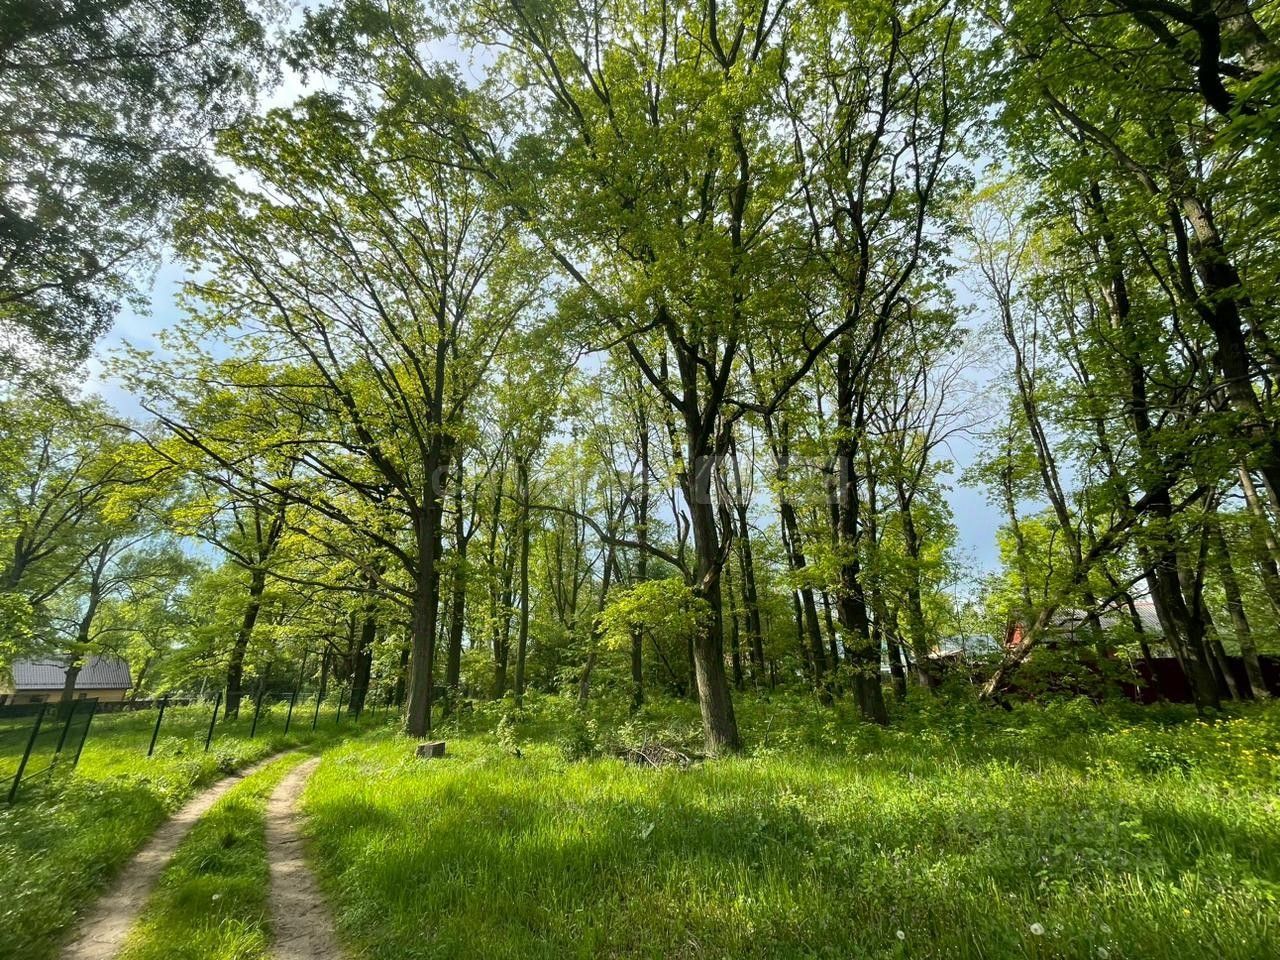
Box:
[1054,600,1162,635]
[928,634,1002,659]
[11,655,133,691]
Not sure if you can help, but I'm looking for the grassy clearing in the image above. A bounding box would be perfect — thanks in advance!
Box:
[0,707,375,960]
[304,695,1280,960]
[117,754,306,960]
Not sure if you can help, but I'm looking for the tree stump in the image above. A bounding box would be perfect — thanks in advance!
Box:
[416,741,446,759]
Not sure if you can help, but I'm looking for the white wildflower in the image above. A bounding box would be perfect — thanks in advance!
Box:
[896,930,906,941]
[1030,923,1045,936]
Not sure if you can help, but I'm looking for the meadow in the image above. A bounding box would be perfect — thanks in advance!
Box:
[0,702,369,960]
[302,694,1280,960]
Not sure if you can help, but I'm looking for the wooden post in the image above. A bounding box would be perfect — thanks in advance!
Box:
[54,698,79,756]
[249,688,265,738]
[283,690,298,734]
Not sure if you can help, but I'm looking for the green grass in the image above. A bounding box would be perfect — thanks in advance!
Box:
[302,694,1280,960]
[0,703,375,960]
[117,754,306,960]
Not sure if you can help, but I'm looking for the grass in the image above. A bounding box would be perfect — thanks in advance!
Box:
[0,701,376,960]
[302,693,1280,960]
[117,754,307,960]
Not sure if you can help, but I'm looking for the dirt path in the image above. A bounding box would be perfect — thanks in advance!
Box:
[60,755,281,960]
[265,756,345,960]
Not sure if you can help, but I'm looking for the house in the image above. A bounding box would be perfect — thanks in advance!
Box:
[0,655,133,706]
[1005,600,1164,649]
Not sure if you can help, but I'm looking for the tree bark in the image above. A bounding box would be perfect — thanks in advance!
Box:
[514,455,531,707]
[834,343,888,724]
[404,445,449,737]
[1212,518,1265,699]
[685,451,741,753]
[443,466,468,717]
[1238,466,1280,618]
[225,566,266,720]
[725,565,744,690]
[350,606,376,715]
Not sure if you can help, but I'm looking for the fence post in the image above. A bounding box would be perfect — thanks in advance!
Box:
[335,686,346,725]
[204,691,222,753]
[249,688,265,738]
[72,699,98,768]
[147,697,169,758]
[311,665,328,733]
[285,650,307,737]
[283,690,298,735]
[54,699,79,757]
[7,702,48,804]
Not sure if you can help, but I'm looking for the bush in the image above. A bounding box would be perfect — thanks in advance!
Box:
[1134,741,1194,777]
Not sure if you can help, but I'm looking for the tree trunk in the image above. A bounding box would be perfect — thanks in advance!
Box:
[631,403,650,709]
[821,591,839,668]
[489,464,514,699]
[779,497,826,692]
[725,565,744,690]
[577,543,618,706]
[393,643,408,706]
[1147,554,1221,713]
[225,566,266,720]
[685,456,741,753]
[350,607,376,715]
[1213,518,1266,698]
[443,467,468,717]
[319,647,333,705]
[834,344,888,725]
[405,446,449,737]
[887,627,909,701]
[729,433,765,681]
[514,455,531,707]
[1239,467,1280,617]
[60,543,110,707]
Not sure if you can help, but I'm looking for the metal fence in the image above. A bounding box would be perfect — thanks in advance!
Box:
[1,698,98,803]
[2,683,397,803]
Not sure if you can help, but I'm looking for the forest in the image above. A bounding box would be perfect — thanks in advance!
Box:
[5,0,1280,748]
[1,0,1279,956]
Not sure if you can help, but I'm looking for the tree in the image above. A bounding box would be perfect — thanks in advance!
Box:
[142,88,537,736]
[0,393,134,666]
[0,0,273,376]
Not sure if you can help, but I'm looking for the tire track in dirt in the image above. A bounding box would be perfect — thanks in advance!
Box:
[60,754,282,960]
[265,756,345,960]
